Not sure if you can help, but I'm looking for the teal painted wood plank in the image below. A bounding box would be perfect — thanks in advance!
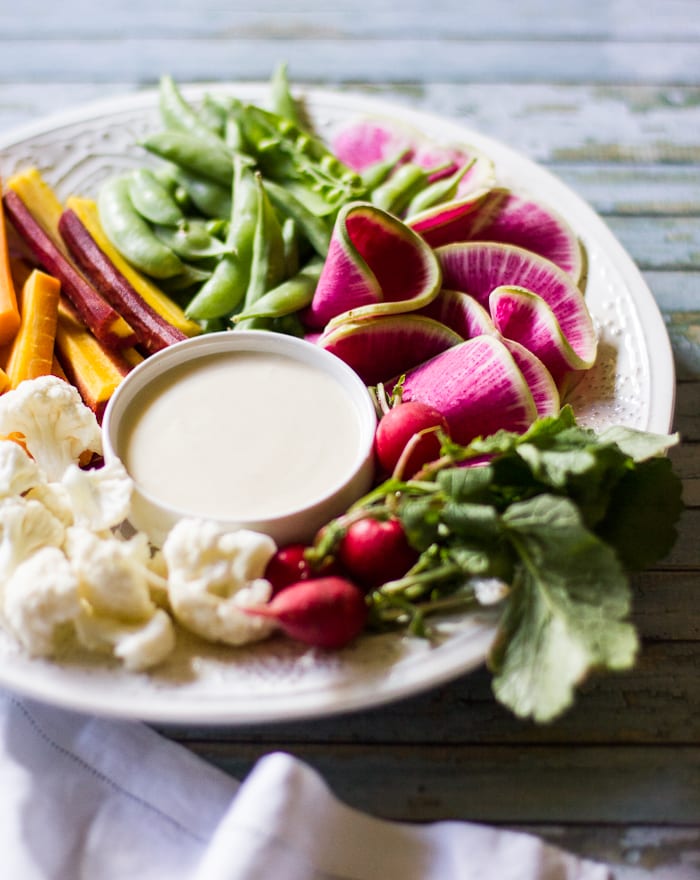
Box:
[550,164,700,216]
[0,39,698,86]
[180,742,700,824]
[2,1,698,39]
[604,216,700,270]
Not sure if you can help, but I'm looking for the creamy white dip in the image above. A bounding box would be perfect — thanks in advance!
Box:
[119,350,365,520]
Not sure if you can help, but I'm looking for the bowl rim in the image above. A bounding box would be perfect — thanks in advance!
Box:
[102,330,378,527]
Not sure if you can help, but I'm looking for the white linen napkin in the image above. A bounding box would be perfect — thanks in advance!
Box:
[0,692,611,880]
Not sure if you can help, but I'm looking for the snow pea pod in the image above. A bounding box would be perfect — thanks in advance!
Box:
[269,61,306,130]
[184,156,259,320]
[141,131,233,187]
[128,168,183,226]
[169,167,232,219]
[263,178,331,256]
[370,163,430,215]
[153,219,231,260]
[361,148,411,191]
[98,175,183,279]
[281,217,299,276]
[232,256,323,323]
[405,159,476,216]
[158,75,227,149]
[236,172,286,331]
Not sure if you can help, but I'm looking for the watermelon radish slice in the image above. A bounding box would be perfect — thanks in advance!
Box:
[489,285,597,388]
[435,241,596,360]
[307,202,441,329]
[318,314,462,386]
[460,190,583,281]
[332,118,414,173]
[501,337,560,418]
[400,335,538,444]
[410,188,582,280]
[419,288,496,339]
[407,188,498,249]
[331,117,495,198]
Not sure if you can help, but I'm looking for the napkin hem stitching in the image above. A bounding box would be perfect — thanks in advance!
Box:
[13,698,209,846]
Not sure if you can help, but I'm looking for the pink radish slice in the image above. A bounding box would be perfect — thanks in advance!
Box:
[462,192,583,281]
[306,202,441,329]
[436,241,596,359]
[500,337,560,418]
[407,188,498,249]
[490,285,597,387]
[331,119,414,172]
[400,334,538,444]
[318,314,462,386]
[331,118,495,197]
[419,288,496,339]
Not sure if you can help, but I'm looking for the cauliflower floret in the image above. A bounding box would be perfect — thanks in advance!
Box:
[0,439,43,498]
[24,481,75,527]
[61,458,133,532]
[65,527,157,622]
[74,606,175,672]
[0,376,101,481]
[63,527,176,670]
[162,518,277,646]
[0,496,65,582]
[4,546,81,657]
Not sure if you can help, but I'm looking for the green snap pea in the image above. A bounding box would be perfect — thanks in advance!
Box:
[184,254,248,319]
[153,219,231,260]
[236,172,286,331]
[184,156,259,320]
[263,178,331,256]
[170,167,232,218]
[361,148,411,191]
[370,163,430,215]
[160,262,213,292]
[269,62,306,129]
[127,168,184,226]
[197,95,228,137]
[158,75,227,150]
[405,159,476,217]
[141,130,233,187]
[232,256,323,323]
[98,175,183,279]
[281,217,299,276]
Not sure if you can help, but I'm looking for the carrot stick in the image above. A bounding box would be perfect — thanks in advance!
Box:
[66,197,201,337]
[0,181,21,346]
[3,189,137,352]
[54,298,139,422]
[5,269,61,389]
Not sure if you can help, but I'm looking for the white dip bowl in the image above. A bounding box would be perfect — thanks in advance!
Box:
[103,331,377,547]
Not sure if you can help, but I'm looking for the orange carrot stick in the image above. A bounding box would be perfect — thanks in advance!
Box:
[0,181,21,346]
[5,269,61,389]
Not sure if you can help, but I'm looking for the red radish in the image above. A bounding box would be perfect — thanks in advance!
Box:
[264,544,340,594]
[375,400,449,477]
[338,517,418,588]
[247,576,368,649]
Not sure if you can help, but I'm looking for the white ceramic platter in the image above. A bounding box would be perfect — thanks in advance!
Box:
[0,86,675,724]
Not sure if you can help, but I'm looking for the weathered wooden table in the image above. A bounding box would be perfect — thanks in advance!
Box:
[2,2,698,876]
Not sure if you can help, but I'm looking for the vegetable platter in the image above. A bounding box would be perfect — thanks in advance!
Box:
[0,75,679,725]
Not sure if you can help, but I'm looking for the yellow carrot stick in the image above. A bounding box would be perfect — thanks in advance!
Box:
[6,168,65,250]
[5,269,61,389]
[54,298,137,421]
[0,182,21,346]
[66,196,201,337]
